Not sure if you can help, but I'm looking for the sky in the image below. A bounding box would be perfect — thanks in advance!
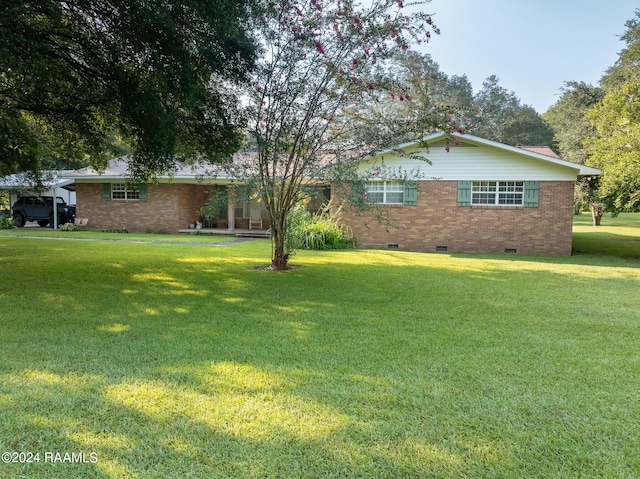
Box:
[416,0,636,113]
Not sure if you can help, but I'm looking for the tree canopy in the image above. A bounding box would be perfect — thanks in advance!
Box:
[0,0,256,179]
[543,81,604,165]
[388,56,554,148]
[541,9,640,215]
[467,75,554,147]
[585,9,640,214]
[585,83,640,213]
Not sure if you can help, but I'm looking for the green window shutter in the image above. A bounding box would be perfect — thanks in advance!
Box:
[404,181,418,205]
[457,180,471,206]
[138,184,147,202]
[102,183,111,201]
[524,181,539,207]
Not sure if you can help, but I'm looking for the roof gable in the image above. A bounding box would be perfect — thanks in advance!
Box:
[366,132,601,178]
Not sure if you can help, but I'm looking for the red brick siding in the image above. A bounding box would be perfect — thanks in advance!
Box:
[337,180,574,255]
[76,183,214,233]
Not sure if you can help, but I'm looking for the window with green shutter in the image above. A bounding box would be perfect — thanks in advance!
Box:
[102,183,111,201]
[459,181,537,207]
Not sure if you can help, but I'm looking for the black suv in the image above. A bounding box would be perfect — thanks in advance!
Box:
[11,196,76,228]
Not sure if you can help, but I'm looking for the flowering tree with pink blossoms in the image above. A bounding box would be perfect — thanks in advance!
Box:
[240,0,441,269]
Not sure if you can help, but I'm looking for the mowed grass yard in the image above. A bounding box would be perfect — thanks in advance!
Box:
[0,215,639,478]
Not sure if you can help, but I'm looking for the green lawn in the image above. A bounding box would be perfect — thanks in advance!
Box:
[0,227,236,244]
[0,216,639,478]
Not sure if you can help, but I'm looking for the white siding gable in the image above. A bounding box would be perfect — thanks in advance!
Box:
[357,135,591,181]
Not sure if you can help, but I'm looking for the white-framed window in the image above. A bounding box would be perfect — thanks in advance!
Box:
[366,181,404,204]
[111,183,140,200]
[472,181,524,206]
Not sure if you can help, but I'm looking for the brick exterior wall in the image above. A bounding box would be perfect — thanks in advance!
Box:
[76,183,214,233]
[337,180,575,255]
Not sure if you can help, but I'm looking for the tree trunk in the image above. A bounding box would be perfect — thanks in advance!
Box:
[270,222,289,270]
[590,203,604,227]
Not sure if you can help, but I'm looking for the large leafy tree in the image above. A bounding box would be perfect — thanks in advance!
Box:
[585,82,640,213]
[467,75,554,147]
[0,0,256,179]
[583,10,640,214]
[601,9,640,90]
[230,0,441,270]
[388,51,474,131]
[543,81,604,165]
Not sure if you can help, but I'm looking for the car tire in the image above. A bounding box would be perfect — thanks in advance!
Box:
[37,220,49,227]
[13,213,25,227]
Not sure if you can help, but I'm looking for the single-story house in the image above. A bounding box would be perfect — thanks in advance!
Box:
[61,132,600,255]
[336,132,601,255]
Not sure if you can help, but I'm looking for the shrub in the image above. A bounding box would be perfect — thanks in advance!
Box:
[0,215,14,229]
[58,222,79,231]
[286,202,354,253]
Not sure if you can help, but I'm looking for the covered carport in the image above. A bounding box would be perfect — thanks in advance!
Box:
[0,172,76,228]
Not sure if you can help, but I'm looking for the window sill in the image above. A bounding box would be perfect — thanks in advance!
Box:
[470,205,524,209]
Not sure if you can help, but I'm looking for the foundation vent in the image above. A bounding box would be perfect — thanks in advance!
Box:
[388,244,399,250]
[505,248,517,254]
[436,246,448,252]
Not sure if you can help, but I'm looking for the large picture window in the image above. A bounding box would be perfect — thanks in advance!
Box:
[366,181,404,204]
[472,181,524,206]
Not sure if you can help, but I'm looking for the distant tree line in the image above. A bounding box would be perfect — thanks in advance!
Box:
[544,9,640,215]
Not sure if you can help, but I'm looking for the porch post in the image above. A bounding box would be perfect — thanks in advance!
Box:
[227,185,235,231]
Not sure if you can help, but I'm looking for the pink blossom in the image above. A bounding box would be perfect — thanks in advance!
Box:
[397,1,403,7]
[426,16,433,25]
[454,140,460,146]
[425,31,431,39]
[390,93,395,100]
[445,145,450,153]
[368,83,375,90]
[373,170,380,176]
[315,41,326,54]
